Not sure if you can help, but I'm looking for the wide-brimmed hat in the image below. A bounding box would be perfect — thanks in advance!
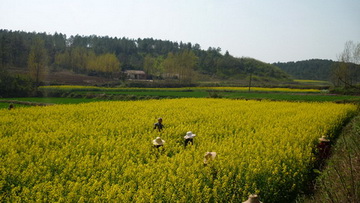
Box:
[319,136,330,142]
[242,194,262,203]
[203,152,216,164]
[153,137,165,145]
[184,131,196,139]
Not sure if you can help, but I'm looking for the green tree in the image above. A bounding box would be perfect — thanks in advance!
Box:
[162,50,198,83]
[162,52,177,79]
[54,50,71,69]
[87,53,121,78]
[0,70,34,97]
[177,50,198,83]
[99,53,121,78]
[70,47,89,72]
[143,55,164,79]
[28,38,48,88]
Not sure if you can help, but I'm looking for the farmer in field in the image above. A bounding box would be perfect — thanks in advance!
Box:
[318,136,331,159]
[152,137,165,148]
[154,117,164,132]
[203,152,216,166]
[184,131,196,147]
[243,194,262,203]
[8,103,14,110]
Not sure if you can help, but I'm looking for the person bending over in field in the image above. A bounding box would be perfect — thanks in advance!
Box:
[152,137,165,148]
[154,117,164,132]
[203,152,216,166]
[8,103,14,110]
[184,131,196,147]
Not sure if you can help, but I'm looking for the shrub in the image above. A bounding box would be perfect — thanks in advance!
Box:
[0,71,35,97]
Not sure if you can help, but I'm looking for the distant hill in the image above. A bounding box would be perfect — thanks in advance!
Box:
[0,29,291,85]
[273,59,335,81]
[273,59,360,86]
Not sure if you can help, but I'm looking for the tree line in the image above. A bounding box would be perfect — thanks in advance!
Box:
[273,59,336,81]
[274,51,360,88]
[0,29,290,84]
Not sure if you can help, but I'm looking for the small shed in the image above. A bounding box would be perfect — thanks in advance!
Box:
[125,70,146,80]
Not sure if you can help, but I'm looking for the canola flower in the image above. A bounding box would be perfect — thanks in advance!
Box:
[40,85,321,93]
[0,98,356,202]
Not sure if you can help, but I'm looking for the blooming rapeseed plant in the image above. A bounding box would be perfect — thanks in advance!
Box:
[0,98,356,202]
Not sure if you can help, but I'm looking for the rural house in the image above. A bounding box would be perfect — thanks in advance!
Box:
[124,70,146,80]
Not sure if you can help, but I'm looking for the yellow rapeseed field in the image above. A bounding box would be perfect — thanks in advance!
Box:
[0,98,356,202]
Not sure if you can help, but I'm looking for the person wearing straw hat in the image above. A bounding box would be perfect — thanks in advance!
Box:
[203,152,216,165]
[154,117,164,132]
[242,194,262,203]
[184,131,196,147]
[319,135,330,143]
[153,137,165,148]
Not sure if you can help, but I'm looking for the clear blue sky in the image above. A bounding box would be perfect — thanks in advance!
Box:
[1,0,359,63]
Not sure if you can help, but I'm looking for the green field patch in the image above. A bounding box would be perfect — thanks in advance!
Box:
[76,90,208,98]
[0,97,105,106]
[225,92,360,102]
[0,103,29,109]
[40,85,322,93]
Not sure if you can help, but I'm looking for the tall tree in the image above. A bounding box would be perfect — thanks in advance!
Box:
[162,50,198,83]
[177,50,198,83]
[143,55,164,79]
[162,52,177,79]
[28,37,48,88]
[70,47,90,72]
[332,41,360,87]
[87,53,121,78]
[98,53,121,78]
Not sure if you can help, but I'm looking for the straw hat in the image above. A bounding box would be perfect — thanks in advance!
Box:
[203,152,216,164]
[184,131,196,139]
[243,194,262,203]
[153,137,165,146]
[319,136,330,142]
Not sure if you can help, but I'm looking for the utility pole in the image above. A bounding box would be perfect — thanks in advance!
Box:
[248,70,252,92]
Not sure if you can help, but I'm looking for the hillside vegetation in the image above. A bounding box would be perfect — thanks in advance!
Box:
[0,29,290,86]
[274,59,360,84]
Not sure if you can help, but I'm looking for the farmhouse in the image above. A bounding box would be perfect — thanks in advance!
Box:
[124,70,146,80]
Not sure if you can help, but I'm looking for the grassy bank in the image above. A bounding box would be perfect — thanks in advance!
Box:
[298,112,360,203]
[0,103,28,109]
[0,97,105,106]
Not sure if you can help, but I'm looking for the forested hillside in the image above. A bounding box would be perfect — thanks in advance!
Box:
[0,29,290,84]
[273,59,333,80]
[273,59,360,84]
